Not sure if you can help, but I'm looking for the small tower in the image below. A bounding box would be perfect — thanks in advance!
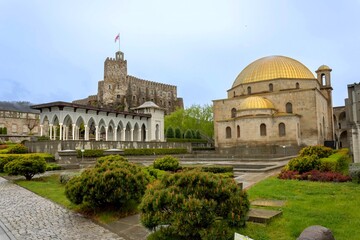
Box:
[316,65,332,88]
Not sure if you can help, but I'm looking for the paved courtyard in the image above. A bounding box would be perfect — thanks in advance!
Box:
[0,177,124,240]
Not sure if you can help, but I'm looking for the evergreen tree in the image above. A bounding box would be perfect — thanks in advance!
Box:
[166,127,174,138]
[175,127,182,138]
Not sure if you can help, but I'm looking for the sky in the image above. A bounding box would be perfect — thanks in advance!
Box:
[1,1,360,108]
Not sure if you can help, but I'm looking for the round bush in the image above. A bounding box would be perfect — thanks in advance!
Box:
[139,170,250,240]
[299,146,333,158]
[286,155,320,174]
[4,155,46,180]
[8,144,28,154]
[65,156,148,209]
[153,155,180,171]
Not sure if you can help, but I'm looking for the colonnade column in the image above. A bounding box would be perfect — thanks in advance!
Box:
[105,127,109,141]
[145,129,148,142]
[59,123,63,141]
[72,124,76,140]
[40,125,43,136]
[114,127,118,141]
[49,124,53,140]
[53,126,57,140]
[130,128,134,141]
[84,125,88,141]
[95,125,99,141]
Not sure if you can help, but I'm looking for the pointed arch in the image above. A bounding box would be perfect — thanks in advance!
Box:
[133,122,140,141]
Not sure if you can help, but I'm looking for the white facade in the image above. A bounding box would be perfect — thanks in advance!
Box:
[32,101,164,142]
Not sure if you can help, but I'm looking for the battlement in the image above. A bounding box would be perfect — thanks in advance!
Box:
[127,75,177,90]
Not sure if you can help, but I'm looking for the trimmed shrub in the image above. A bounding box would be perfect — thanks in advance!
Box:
[124,148,187,156]
[0,155,19,172]
[201,165,233,174]
[349,163,360,184]
[65,156,148,209]
[286,155,320,174]
[4,155,46,180]
[175,128,182,139]
[46,163,62,171]
[166,127,175,138]
[139,170,250,240]
[76,149,104,158]
[153,155,180,171]
[195,130,201,139]
[299,145,333,158]
[319,149,350,174]
[59,172,80,184]
[95,155,128,166]
[142,166,168,182]
[278,170,300,180]
[279,170,351,182]
[192,147,216,151]
[167,138,208,143]
[8,144,28,154]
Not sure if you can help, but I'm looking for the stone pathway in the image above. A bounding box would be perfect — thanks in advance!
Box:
[0,177,124,240]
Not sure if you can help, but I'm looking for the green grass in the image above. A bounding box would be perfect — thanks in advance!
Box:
[15,174,138,224]
[16,175,76,209]
[237,177,360,240]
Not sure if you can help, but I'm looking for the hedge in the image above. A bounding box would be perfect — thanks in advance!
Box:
[166,138,208,143]
[76,149,104,158]
[319,149,350,174]
[0,153,55,172]
[124,148,187,156]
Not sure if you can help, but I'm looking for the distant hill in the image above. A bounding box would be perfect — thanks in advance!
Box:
[0,101,39,113]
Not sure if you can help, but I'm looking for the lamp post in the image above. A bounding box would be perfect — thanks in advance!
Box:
[81,149,85,162]
[282,145,286,156]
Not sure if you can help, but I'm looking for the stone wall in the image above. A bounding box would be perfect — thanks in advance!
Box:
[25,140,192,159]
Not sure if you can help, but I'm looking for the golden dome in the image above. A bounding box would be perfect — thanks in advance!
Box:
[317,65,331,71]
[239,96,275,110]
[232,55,315,87]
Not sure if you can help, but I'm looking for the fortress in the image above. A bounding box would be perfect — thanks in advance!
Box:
[74,51,183,114]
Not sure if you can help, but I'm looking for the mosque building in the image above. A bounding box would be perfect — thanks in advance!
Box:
[213,55,334,156]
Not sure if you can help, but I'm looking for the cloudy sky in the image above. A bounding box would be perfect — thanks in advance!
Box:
[1,0,359,107]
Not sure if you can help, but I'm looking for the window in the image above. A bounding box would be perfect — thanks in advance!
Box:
[279,123,286,136]
[23,125,28,133]
[296,82,300,89]
[321,74,326,86]
[233,91,236,97]
[237,125,240,138]
[108,85,111,90]
[12,124,17,133]
[260,124,266,136]
[231,108,236,118]
[226,127,232,139]
[247,86,251,95]
[269,83,273,92]
[117,94,120,99]
[286,102,293,113]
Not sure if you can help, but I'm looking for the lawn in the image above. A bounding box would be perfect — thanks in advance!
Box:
[238,177,360,240]
[15,174,138,224]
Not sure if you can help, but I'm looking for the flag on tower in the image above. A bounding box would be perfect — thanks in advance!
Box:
[115,33,120,42]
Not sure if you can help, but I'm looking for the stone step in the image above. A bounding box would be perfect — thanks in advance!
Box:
[247,208,282,224]
[251,199,286,207]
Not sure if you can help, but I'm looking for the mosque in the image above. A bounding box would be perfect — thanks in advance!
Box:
[213,55,334,155]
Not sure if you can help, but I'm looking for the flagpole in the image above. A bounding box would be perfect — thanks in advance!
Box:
[118,33,120,52]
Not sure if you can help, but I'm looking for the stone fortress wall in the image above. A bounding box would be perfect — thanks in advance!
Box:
[75,51,183,114]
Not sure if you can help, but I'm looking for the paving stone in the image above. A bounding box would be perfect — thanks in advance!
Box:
[0,177,125,240]
[247,208,282,224]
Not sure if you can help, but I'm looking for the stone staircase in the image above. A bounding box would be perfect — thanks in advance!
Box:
[247,199,285,224]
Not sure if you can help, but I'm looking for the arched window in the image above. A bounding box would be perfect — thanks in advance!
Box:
[269,83,273,92]
[260,124,266,136]
[286,102,293,113]
[237,125,240,138]
[226,127,232,139]
[279,123,286,136]
[231,108,236,118]
[247,86,251,95]
[321,74,326,86]
[233,91,236,97]
[296,82,300,89]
